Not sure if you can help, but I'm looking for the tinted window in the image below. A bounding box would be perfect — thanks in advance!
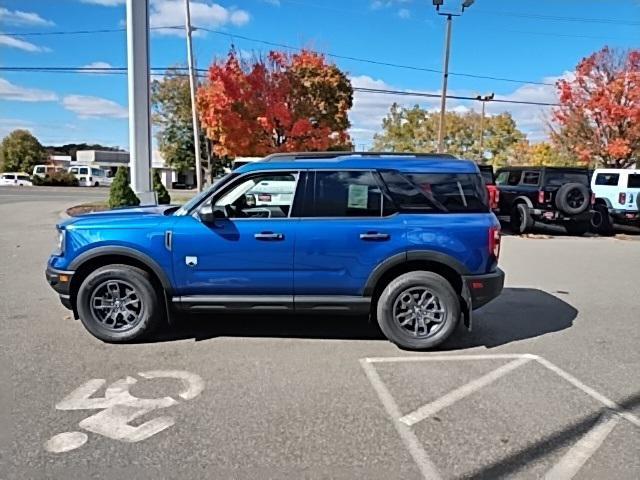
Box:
[311,171,383,217]
[627,174,640,189]
[35,166,45,174]
[381,171,488,213]
[478,166,494,185]
[545,171,589,186]
[79,167,89,175]
[18,175,30,181]
[507,171,522,186]
[69,167,78,174]
[495,171,509,186]
[595,173,620,186]
[522,171,541,185]
[3,174,16,180]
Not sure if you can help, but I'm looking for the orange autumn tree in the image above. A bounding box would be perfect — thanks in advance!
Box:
[197,49,353,157]
[552,47,640,169]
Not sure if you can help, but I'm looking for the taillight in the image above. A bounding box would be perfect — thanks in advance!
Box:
[591,193,595,205]
[489,226,501,260]
[538,190,545,204]
[619,192,626,205]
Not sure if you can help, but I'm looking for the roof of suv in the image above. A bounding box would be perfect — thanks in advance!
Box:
[496,166,589,172]
[235,152,479,174]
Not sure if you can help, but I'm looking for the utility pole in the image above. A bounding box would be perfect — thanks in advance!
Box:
[476,93,494,161]
[184,0,203,192]
[432,0,475,154]
[437,14,452,154]
[126,0,155,205]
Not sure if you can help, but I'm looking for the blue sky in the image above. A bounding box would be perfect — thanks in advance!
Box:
[1,0,639,151]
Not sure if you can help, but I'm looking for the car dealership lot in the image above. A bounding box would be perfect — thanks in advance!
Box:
[2,187,639,479]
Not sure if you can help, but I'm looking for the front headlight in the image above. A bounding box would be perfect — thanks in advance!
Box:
[54,229,65,256]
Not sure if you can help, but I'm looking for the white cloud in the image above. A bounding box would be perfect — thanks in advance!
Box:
[348,73,565,147]
[0,7,54,26]
[398,8,410,19]
[63,95,128,119]
[0,78,58,102]
[150,0,250,35]
[80,61,114,74]
[0,34,49,53]
[79,0,125,5]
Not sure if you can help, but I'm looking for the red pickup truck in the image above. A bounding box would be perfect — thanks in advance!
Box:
[478,165,499,211]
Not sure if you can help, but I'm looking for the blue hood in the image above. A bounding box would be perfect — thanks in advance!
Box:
[59,204,178,230]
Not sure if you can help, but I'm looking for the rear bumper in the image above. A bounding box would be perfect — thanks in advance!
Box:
[45,265,74,310]
[530,208,591,223]
[609,209,639,224]
[463,268,505,310]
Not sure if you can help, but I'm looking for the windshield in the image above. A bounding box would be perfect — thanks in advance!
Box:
[173,173,236,216]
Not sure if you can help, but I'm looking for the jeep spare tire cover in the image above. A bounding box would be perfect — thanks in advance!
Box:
[555,182,590,215]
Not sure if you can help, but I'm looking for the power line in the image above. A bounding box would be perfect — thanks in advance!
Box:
[0,25,181,36]
[0,66,559,107]
[1,25,554,86]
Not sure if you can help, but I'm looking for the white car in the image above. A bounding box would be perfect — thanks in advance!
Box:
[33,164,66,178]
[68,166,113,187]
[591,168,640,232]
[0,172,33,186]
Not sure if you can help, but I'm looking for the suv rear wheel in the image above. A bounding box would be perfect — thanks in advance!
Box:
[565,219,590,236]
[76,264,161,342]
[510,203,533,234]
[591,204,614,235]
[376,271,460,350]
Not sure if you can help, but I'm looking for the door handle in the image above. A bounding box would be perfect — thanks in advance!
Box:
[254,232,284,240]
[359,232,390,241]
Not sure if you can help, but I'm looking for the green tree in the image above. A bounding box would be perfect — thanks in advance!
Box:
[0,129,46,173]
[152,68,209,174]
[108,167,140,209]
[152,169,171,204]
[372,104,525,163]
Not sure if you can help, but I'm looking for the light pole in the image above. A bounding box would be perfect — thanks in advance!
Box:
[432,0,474,154]
[476,93,494,161]
[184,0,203,192]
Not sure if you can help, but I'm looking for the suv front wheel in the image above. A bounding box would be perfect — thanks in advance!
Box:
[376,271,460,350]
[76,264,161,342]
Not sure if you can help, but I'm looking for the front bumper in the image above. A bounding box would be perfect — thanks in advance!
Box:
[463,268,505,310]
[45,265,74,310]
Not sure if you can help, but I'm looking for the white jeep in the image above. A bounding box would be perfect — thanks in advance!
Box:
[590,168,640,233]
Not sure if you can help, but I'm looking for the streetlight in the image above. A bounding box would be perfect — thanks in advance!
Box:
[432,0,475,153]
[476,92,494,161]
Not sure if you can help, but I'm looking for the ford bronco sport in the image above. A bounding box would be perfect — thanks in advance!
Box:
[46,152,504,350]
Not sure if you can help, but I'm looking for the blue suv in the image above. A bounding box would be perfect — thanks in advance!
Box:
[46,152,504,350]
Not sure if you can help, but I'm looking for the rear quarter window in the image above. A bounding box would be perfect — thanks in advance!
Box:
[381,171,489,213]
[544,171,589,186]
[627,174,640,189]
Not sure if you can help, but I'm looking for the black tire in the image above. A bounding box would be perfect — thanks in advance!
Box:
[565,220,590,236]
[555,183,590,215]
[376,271,460,350]
[76,264,161,342]
[510,203,533,234]
[93,181,100,187]
[590,204,614,235]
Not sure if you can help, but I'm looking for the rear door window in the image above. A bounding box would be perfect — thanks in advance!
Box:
[18,175,30,181]
[627,174,640,189]
[507,171,522,186]
[3,174,16,180]
[309,171,385,217]
[595,173,620,186]
[522,171,541,186]
[381,171,488,213]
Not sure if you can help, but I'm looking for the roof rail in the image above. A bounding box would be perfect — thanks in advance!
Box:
[260,151,458,162]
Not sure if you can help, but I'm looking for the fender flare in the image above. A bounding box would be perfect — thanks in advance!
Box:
[68,246,173,292]
[594,197,612,209]
[362,250,470,297]
[512,195,534,209]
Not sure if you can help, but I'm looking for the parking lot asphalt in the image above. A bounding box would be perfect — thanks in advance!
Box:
[2,189,639,479]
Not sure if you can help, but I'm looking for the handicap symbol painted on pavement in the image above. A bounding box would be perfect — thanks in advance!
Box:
[44,370,204,453]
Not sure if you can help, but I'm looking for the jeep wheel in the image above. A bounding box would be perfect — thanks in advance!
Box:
[565,220,590,236]
[76,264,161,342]
[376,271,460,350]
[510,203,533,234]
[590,204,614,236]
[555,183,590,215]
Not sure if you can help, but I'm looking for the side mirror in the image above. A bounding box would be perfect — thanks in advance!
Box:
[198,204,227,225]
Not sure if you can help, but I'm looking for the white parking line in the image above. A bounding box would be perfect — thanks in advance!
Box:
[544,411,621,480]
[360,359,442,480]
[399,357,532,426]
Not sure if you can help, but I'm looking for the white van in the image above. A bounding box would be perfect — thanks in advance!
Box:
[33,165,66,178]
[68,166,112,187]
[0,172,33,186]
